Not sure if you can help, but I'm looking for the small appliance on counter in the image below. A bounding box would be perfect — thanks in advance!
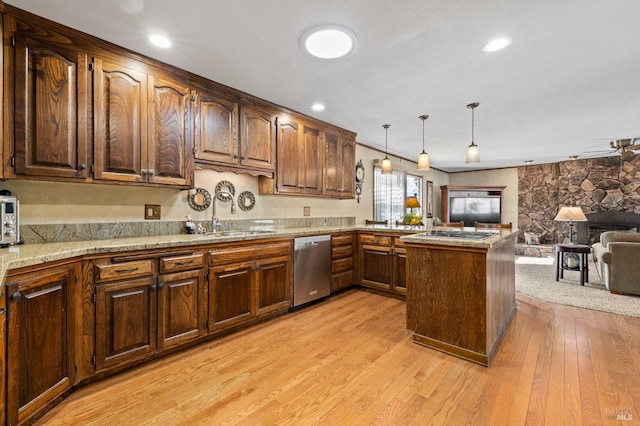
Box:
[0,191,20,247]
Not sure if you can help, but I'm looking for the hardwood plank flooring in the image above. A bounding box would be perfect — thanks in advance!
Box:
[36,290,640,425]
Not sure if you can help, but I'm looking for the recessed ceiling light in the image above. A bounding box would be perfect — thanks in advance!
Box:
[311,103,325,111]
[568,155,579,160]
[524,160,534,164]
[482,37,512,52]
[149,34,172,48]
[300,25,357,59]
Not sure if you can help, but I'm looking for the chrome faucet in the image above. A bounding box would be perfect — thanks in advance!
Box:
[211,190,236,233]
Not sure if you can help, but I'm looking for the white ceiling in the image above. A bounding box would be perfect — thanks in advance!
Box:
[7,0,640,172]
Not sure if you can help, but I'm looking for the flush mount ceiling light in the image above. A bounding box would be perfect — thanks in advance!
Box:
[482,37,512,52]
[149,34,171,48]
[300,25,358,59]
[465,102,481,164]
[417,115,430,171]
[381,124,392,174]
[311,103,325,111]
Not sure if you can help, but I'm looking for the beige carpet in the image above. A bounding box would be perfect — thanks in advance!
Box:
[515,256,640,318]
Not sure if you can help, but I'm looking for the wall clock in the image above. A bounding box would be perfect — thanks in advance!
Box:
[355,159,365,203]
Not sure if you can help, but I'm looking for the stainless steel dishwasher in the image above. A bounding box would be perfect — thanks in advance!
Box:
[293,234,331,307]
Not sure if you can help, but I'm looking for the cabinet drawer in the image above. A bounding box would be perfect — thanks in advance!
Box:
[95,259,156,282]
[332,245,353,259]
[393,237,406,248]
[331,270,353,292]
[209,241,291,266]
[332,233,354,247]
[359,234,392,247]
[160,253,204,273]
[332,257,353,274]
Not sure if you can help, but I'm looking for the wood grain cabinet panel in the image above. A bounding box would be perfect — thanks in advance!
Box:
[194,92,239,166]
[324,130,355,198]
[157,269,205,349]
[255,255,290,315]
[331,232,355,292]
[357,232,407,296]
[94,277,157,371]
[5,262,80,426]
[208,262,253,331]
[12,31,89,179]
[240,104,276,171]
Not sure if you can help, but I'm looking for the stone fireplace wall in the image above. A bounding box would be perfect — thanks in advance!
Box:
[518,155,640,244]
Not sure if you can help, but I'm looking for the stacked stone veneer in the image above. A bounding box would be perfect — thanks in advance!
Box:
[518,155,640,244]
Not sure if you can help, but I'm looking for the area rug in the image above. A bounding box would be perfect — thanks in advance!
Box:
[515,256,640,318]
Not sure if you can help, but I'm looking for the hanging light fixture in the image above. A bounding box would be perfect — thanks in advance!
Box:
[381,124,392,174]
[417,115,430,170]
[465,102,481,164]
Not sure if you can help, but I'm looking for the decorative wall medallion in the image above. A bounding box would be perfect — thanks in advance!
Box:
[355,159,365,203]
[188,188,212,211]
[237,191,256,211]
[214,180,236,201]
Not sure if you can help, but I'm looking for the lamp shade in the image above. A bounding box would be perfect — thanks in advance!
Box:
[417,151,430,170]
[381,157,392,174]
[405,197,421,209]
[554,206,587,222]
[465,142,480,164]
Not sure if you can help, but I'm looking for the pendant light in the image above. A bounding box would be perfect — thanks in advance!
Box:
[381,124,392,174]
[465,102,481,164]
[417,115,430,170]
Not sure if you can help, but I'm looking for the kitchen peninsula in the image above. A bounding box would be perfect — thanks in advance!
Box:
[402,229,518,366]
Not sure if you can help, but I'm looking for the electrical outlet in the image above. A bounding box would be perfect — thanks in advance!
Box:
[303,206,310,216]
[145,204,161,220]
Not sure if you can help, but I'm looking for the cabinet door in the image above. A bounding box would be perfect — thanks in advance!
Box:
[324,131,341,196]
[6,263,79,426]
[340,136,356,197]
[93,58,148,184]
[359,246,393,290]
[208,262,253,331]
[301,124,323,194]
[393,249,407,293]
[13,33,89,179]
[240,105,276,171]
[276,118,301,193]
[95,277,157,371]
[255,255,291,315]
[194,91,239,166]
[147,74,194,187]
[157,269,205,349]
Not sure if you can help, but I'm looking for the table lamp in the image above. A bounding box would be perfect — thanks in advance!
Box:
[405,196,420,213]
[554,206,587,244]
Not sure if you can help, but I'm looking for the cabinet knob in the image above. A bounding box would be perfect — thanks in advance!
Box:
[148,170,155,176]
[79,164,87,170]
[12,291,21,301]
[141,169,148,176]
[157,282,165,289]
[149,284,157,291]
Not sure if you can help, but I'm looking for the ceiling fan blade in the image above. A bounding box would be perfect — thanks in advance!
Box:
[583,149,615,154]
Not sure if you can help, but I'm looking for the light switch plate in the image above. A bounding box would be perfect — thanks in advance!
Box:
[145,204,161,220]
[303,206,310,216]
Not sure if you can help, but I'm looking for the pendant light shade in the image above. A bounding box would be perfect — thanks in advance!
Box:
[417,114,430,170]
[381,124,392,174]
[465,102,481,164]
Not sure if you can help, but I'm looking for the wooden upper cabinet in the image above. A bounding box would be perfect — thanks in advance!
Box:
[272,116,323,195]
[12,31,89,179]
[324,130,355,198]
[93,58,193,188]
[93,58,148,184]
[147,74,194,187]
[194,90,239,166]
[239,104,276,171]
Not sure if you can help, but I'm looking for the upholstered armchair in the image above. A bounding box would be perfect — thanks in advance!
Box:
[592,231,640,295]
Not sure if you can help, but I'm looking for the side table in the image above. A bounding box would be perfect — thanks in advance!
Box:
[555,243,591,286]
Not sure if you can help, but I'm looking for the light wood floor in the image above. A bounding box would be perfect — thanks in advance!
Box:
[37,289,640,425]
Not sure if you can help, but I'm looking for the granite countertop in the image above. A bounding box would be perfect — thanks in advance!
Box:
[0,224,517,289]
[401,228,520,248]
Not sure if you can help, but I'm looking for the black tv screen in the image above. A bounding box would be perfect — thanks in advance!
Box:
[449,197,500,227]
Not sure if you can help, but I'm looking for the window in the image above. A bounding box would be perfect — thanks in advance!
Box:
[373,166,423,223]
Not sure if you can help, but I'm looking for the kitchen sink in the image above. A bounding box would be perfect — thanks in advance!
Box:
[209,230,275,237]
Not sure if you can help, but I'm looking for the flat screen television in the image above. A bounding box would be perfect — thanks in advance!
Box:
[449,197,500,227]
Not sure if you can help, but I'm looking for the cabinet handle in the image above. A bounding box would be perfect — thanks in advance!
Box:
[298,185,304,189]
[150,284,157,291]
[174,260,194,266]
[0,308,6,315]
[12,291,21,301]
[148,169,155,176]
[141,169,148,176]
[79,164,87,170]
[115,267,139,274]
[157,282,165,289]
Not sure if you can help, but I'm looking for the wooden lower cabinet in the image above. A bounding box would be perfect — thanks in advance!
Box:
[208,241,292,332]
[357,233,407,296]
[331,232,355,292]
[95,277,157,371]
[5,262,80,426]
